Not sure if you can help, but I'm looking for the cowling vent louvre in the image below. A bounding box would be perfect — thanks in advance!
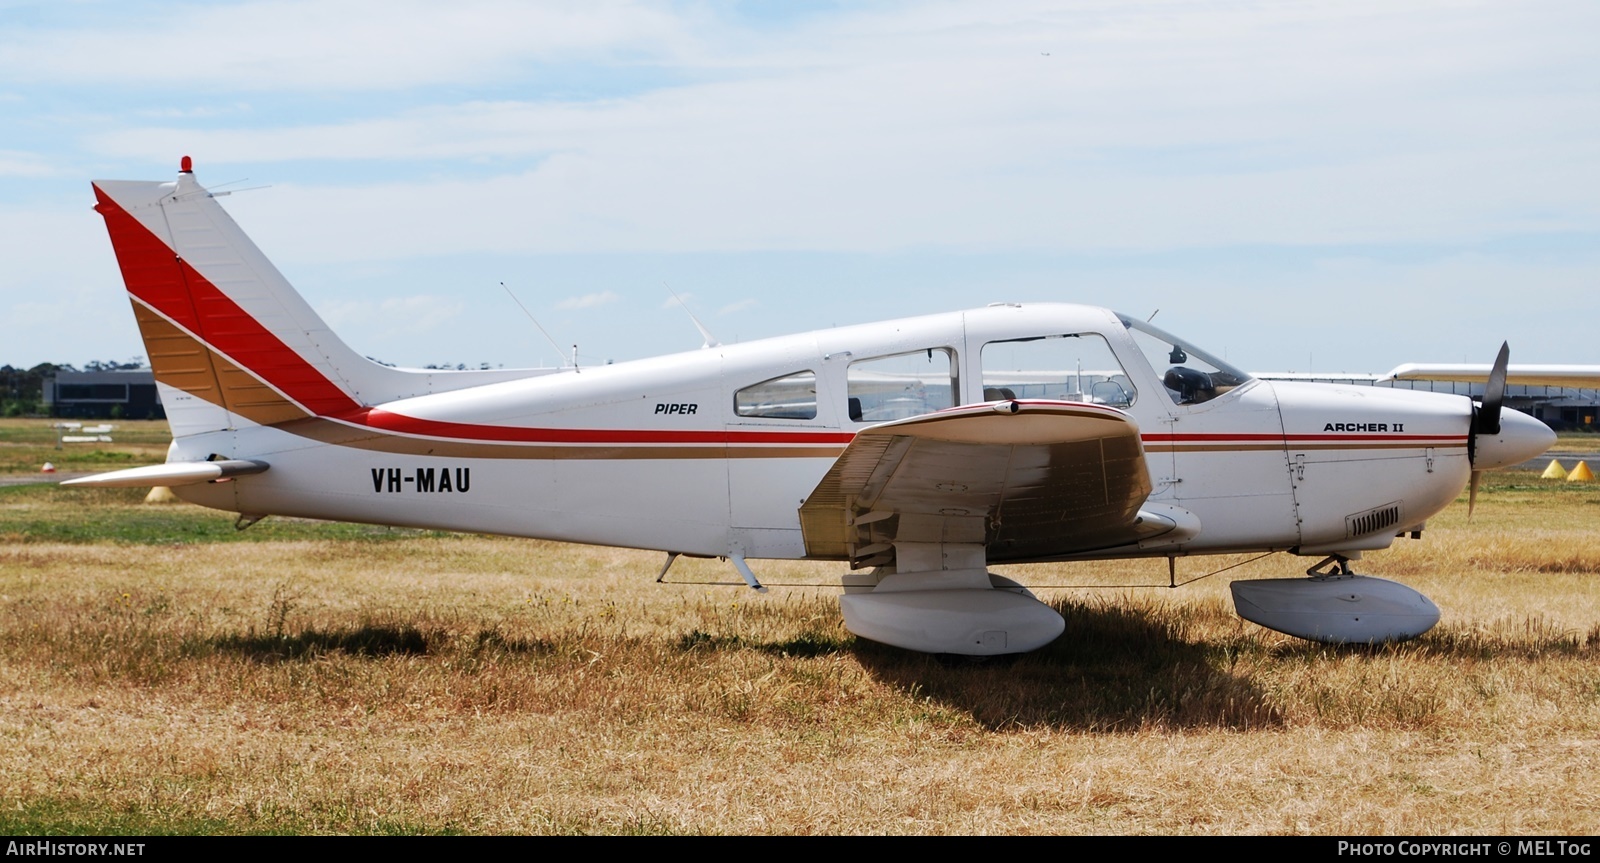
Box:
[1346,501,1403,538]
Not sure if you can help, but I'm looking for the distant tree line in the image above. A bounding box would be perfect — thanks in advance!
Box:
[368,357,501,371]
[0,359,145,417]
[1,357,507,416]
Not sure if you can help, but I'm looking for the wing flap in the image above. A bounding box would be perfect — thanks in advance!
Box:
[800,401,1159,564]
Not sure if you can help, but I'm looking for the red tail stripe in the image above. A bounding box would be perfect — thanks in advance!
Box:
[92,184,360,417]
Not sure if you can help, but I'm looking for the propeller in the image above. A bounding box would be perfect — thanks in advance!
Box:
[1466,342,1510,518]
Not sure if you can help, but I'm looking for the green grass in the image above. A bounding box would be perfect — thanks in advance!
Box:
[0,418,171,474]
[0,483,457,544]
[1552,430,1600,453]
[0,798,460,836]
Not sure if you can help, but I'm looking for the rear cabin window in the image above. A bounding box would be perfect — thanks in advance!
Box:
[980,334,1135,407]
[846,348,956,423]
[734,371,818,419]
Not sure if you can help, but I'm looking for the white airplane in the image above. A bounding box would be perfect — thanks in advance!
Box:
[68,159,1560,656]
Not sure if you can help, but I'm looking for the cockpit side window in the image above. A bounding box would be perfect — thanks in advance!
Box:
[735,371,818,420]
[1118,315,1253,406]
[980,334,1135,407]
[847,348,956,423]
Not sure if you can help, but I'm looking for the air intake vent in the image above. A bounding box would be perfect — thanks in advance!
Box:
[1346,501,1402,538]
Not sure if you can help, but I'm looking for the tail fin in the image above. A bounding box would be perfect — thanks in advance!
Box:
[92,159,527,439]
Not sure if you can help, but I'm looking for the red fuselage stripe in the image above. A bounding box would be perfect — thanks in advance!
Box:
[356,409,856,445]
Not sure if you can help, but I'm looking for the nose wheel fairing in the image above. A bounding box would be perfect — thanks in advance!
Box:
[1230,556,1440,643]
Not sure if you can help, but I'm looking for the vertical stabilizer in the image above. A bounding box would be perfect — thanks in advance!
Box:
[91,159,535,439]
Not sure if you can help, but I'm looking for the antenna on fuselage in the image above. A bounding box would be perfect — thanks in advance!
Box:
[202,177,270,195]
[1146,309,1160,322]
[500,281,579,372]
[664,283,721,349]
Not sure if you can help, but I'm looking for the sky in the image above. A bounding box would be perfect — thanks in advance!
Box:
[1,0,1596,375]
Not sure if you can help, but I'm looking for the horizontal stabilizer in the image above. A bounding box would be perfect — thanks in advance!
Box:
[61,459,269,489]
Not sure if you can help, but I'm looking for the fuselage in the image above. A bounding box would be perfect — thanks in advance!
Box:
[171,301,1516,563]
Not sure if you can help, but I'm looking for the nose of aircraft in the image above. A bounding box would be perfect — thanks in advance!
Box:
[1472,407,1557,471]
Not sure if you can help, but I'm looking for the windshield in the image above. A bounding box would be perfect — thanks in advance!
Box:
[1117,314,1253,405]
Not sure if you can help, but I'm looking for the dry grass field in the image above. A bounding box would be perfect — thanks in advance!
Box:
[1,418,1598,834]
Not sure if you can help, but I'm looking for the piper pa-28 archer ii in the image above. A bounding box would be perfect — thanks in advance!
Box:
[71,158,1560,656]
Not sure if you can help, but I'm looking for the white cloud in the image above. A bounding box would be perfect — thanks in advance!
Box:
[718,299,758,316]
[555,290,620,310]
[0,151,64,178]
[0,0,695,91]
[315,294,464,337]
[79,0,1599,259]
[133,104,255,120]
[4,0,1598,369]
[0,200,144,364]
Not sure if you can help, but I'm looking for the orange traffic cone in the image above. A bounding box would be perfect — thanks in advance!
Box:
[1542,459,1569,480]
[1568,461,1594,482]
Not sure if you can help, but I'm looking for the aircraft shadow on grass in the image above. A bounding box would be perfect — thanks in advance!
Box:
[853,599,1284,731]
[679,598,1284,732]
[845,605,1596,731]
[202,603,1276,730]
[209,624,437,661]
[208,624,555,662]
[197,602,1591,731]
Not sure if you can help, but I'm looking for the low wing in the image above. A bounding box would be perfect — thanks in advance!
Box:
[799,400,1182,568]
[1381,363,1600,388]
[1256,364,1600,389]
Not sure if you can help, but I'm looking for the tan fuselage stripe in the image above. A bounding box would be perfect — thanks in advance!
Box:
[1146,442,1468,453]
[283,416,849,460]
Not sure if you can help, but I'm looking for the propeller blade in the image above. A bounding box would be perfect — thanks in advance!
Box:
[1475,342,1509,437]
[1468,470,1481,519]
[1467,342,1510,471]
